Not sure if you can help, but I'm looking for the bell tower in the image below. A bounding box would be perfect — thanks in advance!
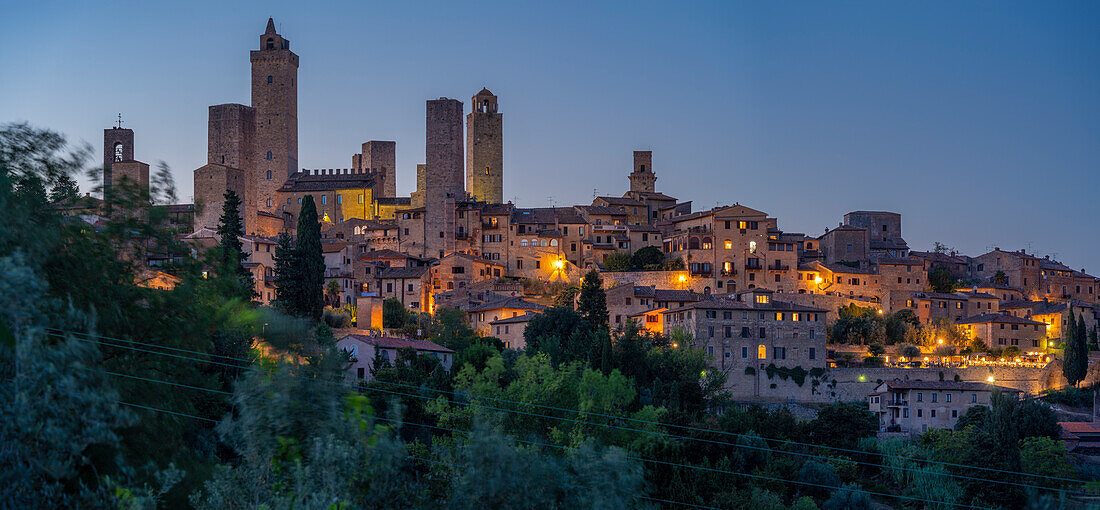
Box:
[466,88,503,203]
[628,150,655,194]
[250,18,298,218]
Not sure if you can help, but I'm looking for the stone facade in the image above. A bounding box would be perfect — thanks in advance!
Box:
[424,98,465,259]
[102,127,134,189]
[466,88,503,204]
[251,19,299,222]
[662,289,828,397]
[193,164,246,232]
[353,141,397,198]
[628,151,655,194]
[204,104,256,229]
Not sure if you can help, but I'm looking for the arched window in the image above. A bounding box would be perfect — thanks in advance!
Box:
[520,240,528,247]
[704,286,711,294]
[113,143,124,162]
[689,237,700,250]
[758,345,766,359]
[266,151,273,160]
[266,38,274,50]
[550,239,558,247]
[540,239,547,247]
[267,75,273,84]
[702,237,712,250]
[728,281,736,291]
[266,170,272,180]
[354,227,361,235]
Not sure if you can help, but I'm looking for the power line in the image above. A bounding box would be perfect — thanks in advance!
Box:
[109,398,718,510]
[377,416,988,509]
[54,329,1086,490]
[46,328,254,365]
[105,370,233,396]
[118,401,219,423]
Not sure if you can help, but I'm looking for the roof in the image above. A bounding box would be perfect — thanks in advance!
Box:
[628,307,668,317]
[339,334,453,354]
[876,380,1019,393]
[653,289,703,302]
[1059,422,1100,436]
[376,197,411,206]
[595,196,645,207]
[376,266,429,279]
[955,313,1045,326]
[490,312,539,325]
[359,249,414,259]
[633,191,677,201]
[278,170,376,192]
[475,87,494,97]
[663,296,826,314]
[956,291,999,300]
[440,251,505,267]
[512,207,586,225]
[876,257,923,266]
[871,238,909,250]
[578,205,627,216]
[913,292,967,301]
[468,296,548,313]
[321,242,350,253]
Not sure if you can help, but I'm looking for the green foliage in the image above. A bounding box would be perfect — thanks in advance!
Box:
[214,190,255,301]
[577,269,609,329]
[821,484,872,510]
[383,297,408,328]
[809,402,878,449]
[900,344,921,358]
[929,267,957,293]
[322,307,353,328]
[524,306,597,366]
[1063,309,1088,387]
[631,246,665,270]
[48,171,80,203]
[830,304,885,345]
[993,270,1008,285]
[1019,436,1078,486]
[602,251,632,272]
[1043,386,1093,407]
[764,364,810,386]
[868,343,885,357]
[295,195,325,320]
[552,285,579,308]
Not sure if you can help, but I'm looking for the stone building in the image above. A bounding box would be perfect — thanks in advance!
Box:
[275,168,398,227]
[251,18,299,221]
[103,126,134,191]
[869,381,1020,435]
[423,98,466,259]
[466,88,503,204]
[375,266,430,312]
[956,313,1047,350]
[194,19,297,236]
[467,297,547,337]
[337,334,453,382]
[352,141,397,198]
[662,204,800,295]
[661,288,828,394]
[490,313,536,349]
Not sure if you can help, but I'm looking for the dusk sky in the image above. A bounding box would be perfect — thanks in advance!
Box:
[3,1,1098,271]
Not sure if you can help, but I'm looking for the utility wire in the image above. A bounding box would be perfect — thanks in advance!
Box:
[118,401,219,423]
[53,329,1086,490]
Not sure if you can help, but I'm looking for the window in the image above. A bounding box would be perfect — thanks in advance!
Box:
[707,345,714,356]
[266,170,272,180]
[266,199,272,207]
[917,409,922,418]
[757,345,766,359]
[931,393,937,403]
[742,346,748,359]
[266,151,273,160]
[952,409,958,418]
[774,347,786,360]
[931,410,937,418]
[808,347,815,360]
[741,327,750,338]
[357,367,365,379]
[917,392,923,402]
[708,326,714,338]
[337,195,342,205]
[724,326,732,338]
[321,195,327,205]
[946,393,952,403]
[759,327,766,338]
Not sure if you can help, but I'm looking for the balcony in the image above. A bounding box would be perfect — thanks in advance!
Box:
[769,263,790,271]
[481,220,499,229]
[745,263,762,271]
[886,400,908,407]
[721,269,738,277]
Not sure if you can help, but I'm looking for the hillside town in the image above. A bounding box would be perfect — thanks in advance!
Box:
[8,14,1100,510]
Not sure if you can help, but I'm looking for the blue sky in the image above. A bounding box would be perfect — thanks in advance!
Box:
[2,1,1098,271]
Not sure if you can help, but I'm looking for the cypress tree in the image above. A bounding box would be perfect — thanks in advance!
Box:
[48,173,79,204]
[295,195,325,320]
[215,190,255,301]
[599,330,613,375]
[1079,314,1090,355]
[1063,308,1087,387]
[273,232,298,315]
[577,269,608,329]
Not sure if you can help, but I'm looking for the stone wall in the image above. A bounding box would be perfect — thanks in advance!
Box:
[424,98,464,258]
[193,164,245,232]
[724,357,1100,403]
[466,100,502,204]
[599,270,701,292]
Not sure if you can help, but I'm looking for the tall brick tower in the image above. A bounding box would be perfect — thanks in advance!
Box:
[628,150,656,194]
[250,18,298,218]
[466,88,503,203]
[424,98,464,258]
[103,126,134,189]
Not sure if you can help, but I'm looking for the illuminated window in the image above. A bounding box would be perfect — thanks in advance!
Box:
[724,240,732,249]
[775,312,783,321]
[723,262,731,273]
[738,221,747,229]
[358,194,364,204]
[757,344,766,359]
[755,294,769,304]
[749,241,757,253]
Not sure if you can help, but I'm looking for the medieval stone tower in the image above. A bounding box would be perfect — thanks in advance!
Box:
[424,97,464,258]
[466,88,503,203]
[628,150,656,194]
[250,18,298,218]
[103,127,134,189]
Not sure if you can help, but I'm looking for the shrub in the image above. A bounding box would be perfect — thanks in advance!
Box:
[862,356,884,368]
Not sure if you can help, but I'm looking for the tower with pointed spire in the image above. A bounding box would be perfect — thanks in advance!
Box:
[250,17,298,220]
[466,88,503,204]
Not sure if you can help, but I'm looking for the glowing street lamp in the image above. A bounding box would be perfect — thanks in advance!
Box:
[553,259,564,270]
[987,375,995,382]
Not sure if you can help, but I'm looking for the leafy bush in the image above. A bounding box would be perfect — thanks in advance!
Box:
[1043,386,1093,407]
